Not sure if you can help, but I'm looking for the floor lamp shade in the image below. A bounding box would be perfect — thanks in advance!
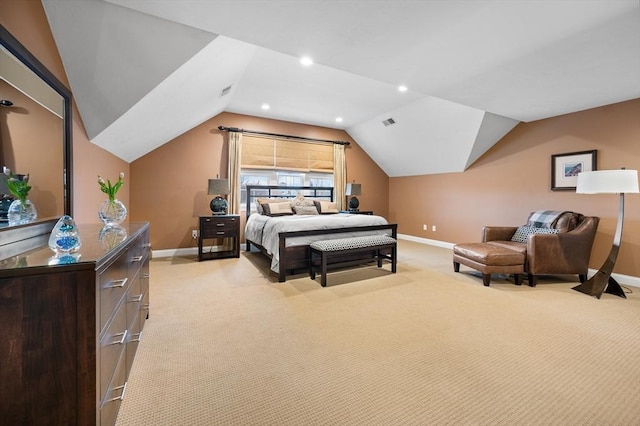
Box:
[573,169,639,299]
[208,179,230,215]
[345,183,362,211]
[576,169,639,194]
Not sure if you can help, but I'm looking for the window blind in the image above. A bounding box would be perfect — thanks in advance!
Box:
[241,135,334,172]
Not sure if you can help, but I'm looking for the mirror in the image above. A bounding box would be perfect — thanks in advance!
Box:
[0,24,72,241]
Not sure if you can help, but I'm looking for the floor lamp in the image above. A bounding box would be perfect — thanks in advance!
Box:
[573,169,639,299]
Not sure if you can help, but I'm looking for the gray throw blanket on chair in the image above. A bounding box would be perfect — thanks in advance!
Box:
[526,210,567,229]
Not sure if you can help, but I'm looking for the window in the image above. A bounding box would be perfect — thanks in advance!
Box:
[239,135,335,212]
[240,169,333,212]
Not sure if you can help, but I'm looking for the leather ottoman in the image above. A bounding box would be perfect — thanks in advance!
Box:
[453,242,525,286]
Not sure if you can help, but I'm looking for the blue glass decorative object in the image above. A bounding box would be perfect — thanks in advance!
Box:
[49,215,82,254]
[48,253,81,265]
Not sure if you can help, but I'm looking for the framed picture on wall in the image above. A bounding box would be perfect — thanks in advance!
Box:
[551,150,597,191]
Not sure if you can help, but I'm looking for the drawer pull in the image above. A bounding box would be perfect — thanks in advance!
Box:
[109,330,127,345]
[130,331,143,343]
[143,273,150,279]
[130,294,143,303]
[141,303,150,311]
[216,231,225,235]
[132,255,143,262]
[216,223,225,227]
[107,277,127,288]
[105,382,128,403]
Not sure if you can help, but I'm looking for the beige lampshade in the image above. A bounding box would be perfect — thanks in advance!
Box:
[345,183,362,196]
[207,179,230,195]
[576,170,639,194]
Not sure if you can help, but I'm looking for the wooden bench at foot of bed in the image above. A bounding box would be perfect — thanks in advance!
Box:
[309,234,397,287]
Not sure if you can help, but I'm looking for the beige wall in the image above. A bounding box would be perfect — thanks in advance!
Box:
[1,0,129,225]
[391,99,640,277]
[129,112,388,249]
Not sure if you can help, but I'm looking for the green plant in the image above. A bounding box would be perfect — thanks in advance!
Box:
[98,172,125,202]
[3,167,31,203]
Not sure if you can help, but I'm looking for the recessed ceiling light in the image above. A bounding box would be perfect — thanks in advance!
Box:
[300,56,314,66]
[335,117,343,123]
[398,85,408,92]
[261,103,270,110]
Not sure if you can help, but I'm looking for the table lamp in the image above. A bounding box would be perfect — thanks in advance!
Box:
[345,182,362,211]
[208,178,230,215]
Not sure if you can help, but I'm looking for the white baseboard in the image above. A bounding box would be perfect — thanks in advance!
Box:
[152,247,198,258]
[397,233,640,288]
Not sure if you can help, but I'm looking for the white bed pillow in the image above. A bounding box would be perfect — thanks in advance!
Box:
[293,205,319,215]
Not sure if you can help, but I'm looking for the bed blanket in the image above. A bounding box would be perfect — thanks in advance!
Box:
[245,213,390,272]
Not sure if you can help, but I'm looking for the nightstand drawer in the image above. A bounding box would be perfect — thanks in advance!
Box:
[200,216,238,236]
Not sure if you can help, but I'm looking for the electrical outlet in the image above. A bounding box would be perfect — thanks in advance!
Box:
[432,225,436,232]
[423,224,427,231]
[192,230,198,239]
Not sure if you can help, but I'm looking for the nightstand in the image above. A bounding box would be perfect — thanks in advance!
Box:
[198,215,240,260]
[339,210,373,215]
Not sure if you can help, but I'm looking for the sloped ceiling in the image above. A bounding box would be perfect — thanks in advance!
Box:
[41,0,640,177]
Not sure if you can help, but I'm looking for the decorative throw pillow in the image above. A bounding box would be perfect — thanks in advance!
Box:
[256,197,289,214]
[293,205,319,215]
[262,201,293,216]
[313,200,339,214]
[511,226,559,243]
[290,193,316,209]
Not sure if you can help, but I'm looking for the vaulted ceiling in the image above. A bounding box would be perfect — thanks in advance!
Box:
[41,0,640,177]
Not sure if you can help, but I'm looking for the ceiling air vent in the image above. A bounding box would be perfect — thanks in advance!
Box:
[382,118,396,127]
[219,85,232,97]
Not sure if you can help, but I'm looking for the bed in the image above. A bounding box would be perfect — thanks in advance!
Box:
[244,185,397,282]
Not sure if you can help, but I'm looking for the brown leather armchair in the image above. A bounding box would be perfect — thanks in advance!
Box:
[481,212,599,286]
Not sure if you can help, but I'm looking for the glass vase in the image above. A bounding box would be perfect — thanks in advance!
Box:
[98,199,127,226]
[7,199,38,226]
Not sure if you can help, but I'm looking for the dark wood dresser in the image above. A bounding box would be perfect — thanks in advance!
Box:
[0,222,150,425]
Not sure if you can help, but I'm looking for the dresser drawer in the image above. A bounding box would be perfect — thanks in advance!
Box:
[100,349,127,426]
[127,236,147,279]
[99,249,131,333]
[200,216,239,237]
[125,271,143,331]
[99,301,127,401]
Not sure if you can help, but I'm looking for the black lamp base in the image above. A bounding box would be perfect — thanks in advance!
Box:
[210,196,228,215]
[348,196,359,211]
[573,272,626,299]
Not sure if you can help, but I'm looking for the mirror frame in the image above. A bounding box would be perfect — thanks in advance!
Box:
[0,24,72,245]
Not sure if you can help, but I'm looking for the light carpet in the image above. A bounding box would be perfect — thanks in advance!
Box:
[116,240,640,425]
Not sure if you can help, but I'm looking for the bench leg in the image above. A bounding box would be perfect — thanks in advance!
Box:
[377,249,382,267]
[391,245,397,273]
[514,274,522,285]
[321,252,328,287]
[482,274,491,286]
[453,261,460,272]
[309,251,316,280]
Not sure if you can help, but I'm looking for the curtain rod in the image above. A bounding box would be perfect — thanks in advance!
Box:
[218,126,350,146]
